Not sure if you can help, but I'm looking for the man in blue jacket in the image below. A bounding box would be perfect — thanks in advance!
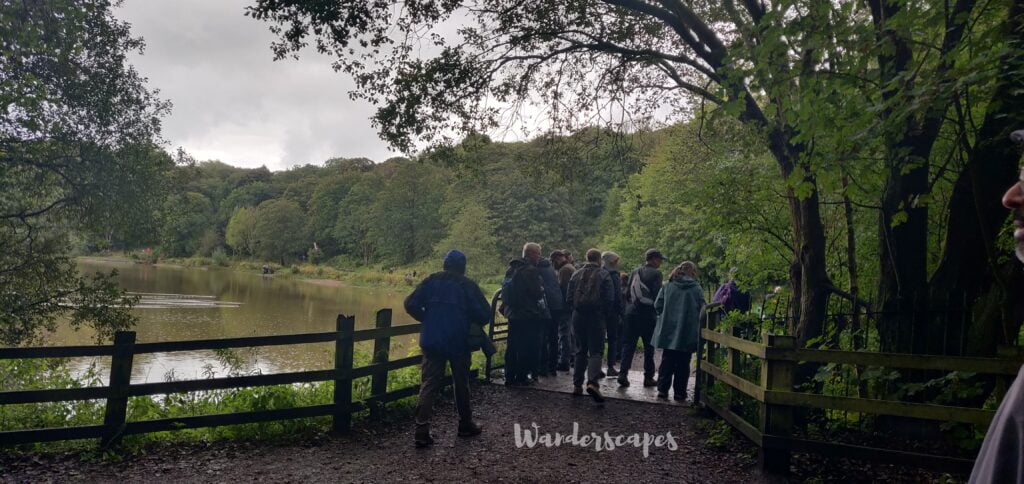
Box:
[405,249,489,448]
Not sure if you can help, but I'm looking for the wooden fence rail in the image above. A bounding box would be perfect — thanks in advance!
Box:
[1,300,510,448]
[696,308,1024,474]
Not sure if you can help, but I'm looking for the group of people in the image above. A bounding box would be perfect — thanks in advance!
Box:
[401,127,1024,483]
[499,244,706,404]
[400,243,709,446]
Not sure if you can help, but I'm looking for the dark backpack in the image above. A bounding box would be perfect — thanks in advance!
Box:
[572,265,604,310]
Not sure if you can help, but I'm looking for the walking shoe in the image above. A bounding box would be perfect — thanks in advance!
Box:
[617,376,630,387]
[643,377,657,387]
[457,420,483,437]
[674,394,687,402]
[572,385,584,396]
[596,370,606,379]
[656,392,669,399]
[586,383,605,403]
[606,367,620,377]
[414,425,434,448]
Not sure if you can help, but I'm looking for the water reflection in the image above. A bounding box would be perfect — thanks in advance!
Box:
[49,259,412,383]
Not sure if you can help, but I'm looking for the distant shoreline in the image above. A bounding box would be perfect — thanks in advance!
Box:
[77,255,500,295]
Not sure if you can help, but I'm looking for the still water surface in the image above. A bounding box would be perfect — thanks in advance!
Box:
[51,259,412,383]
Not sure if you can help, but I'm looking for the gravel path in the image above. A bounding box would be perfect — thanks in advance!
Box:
[1,383,764,483]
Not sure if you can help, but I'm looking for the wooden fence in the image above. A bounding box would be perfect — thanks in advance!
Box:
[696,307,1024,474]
[1,299,509,448]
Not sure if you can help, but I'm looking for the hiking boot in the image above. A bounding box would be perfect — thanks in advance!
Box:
[572,385,584,396]
[596,370,606,379]
[643,377,658,387]
[586,383,605,403]
[617,376,630,387]
[414,425,434,448]
[457,420,483,437]
[656,392,669,400]
[606,367,620,377]
[674,394,687,402]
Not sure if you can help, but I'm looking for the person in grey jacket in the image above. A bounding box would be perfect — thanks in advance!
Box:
[652,261,704,401]
[566,248,615,402]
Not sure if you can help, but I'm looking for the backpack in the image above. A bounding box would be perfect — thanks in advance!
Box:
[628,268,655,306]
[572,265,604,310]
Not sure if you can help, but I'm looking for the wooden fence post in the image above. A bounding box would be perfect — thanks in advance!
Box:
[332,314,355,434]
[760,333,795,474]
[101,331,136,447]
[485,290,500,384]
[370,309,392,421]
[726,325,743,409]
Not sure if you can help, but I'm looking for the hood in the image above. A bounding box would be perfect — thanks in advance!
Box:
[672,276,700,289]
[508,258,528,269]
[537,259,552,269]
[443,249,467,274]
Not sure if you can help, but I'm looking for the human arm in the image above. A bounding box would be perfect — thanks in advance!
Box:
[403,280,429,322]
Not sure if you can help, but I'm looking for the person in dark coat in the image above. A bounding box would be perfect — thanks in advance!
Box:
[500,242,550,385]
[601,251,624,377]
[404,249,488,447]
[537,253,564,376]
[653,261,705,401]
[555,250,576,371]
[618,248,665,387]
[566,248,614,402]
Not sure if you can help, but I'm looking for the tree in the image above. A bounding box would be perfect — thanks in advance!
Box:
[306,173,359,256]
[333,173,384,265]
[435,199,503,277]
[253,199,308,264]
[159,192,215,257]
[1,0,170,344]
[369,161,446,264]
[226,206,260,256]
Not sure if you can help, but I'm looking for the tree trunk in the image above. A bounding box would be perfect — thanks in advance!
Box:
[929,0,1024,356]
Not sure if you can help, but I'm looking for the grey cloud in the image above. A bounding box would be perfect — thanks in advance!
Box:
[117,0,400,170]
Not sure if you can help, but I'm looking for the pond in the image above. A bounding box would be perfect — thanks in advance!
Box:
[48,258,414,383]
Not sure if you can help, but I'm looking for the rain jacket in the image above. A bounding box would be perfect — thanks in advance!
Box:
[537,259,564,312]
[405,271,491,358]
[652,276,706,352]
[500,258,550,321]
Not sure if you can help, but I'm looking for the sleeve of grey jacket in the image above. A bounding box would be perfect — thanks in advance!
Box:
[969,364,1024,484]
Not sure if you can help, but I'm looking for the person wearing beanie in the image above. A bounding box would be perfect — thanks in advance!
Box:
[404,249,490,448]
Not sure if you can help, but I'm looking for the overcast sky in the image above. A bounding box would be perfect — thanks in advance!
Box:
[116,0,401,171]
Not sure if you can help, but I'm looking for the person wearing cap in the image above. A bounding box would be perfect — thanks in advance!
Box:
[618,248,666,387]
[404,249,489,447]
[969,128,1024,483]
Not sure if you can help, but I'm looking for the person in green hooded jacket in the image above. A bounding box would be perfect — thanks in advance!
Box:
[652,261,705,401]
